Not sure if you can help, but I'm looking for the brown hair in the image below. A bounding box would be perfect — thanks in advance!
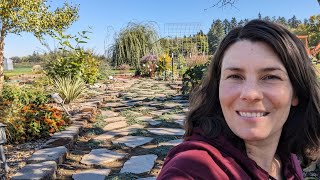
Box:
[185,19,320,166]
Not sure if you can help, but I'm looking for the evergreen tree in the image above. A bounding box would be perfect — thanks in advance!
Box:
[223,19,231,34]
[207,19,225,54]
[288,15,301,29]
[230,17,238,30]
[263,16,271,22]
[276,17,288,26]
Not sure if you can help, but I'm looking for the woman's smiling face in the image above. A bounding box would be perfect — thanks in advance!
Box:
[219,40,299,142]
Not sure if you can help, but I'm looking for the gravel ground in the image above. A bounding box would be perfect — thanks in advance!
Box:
[3,138,49,177]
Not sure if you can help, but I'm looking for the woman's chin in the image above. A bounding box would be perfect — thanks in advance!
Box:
[235,131,269,142]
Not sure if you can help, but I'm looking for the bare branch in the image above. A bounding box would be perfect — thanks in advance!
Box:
[204,0,238,11]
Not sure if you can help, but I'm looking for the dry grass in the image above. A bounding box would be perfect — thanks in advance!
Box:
[185,54,210,67]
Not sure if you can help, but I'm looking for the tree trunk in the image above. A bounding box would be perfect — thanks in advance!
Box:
[0,25,5,92]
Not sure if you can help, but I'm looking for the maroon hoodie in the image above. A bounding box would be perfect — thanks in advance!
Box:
[157,128,304,180]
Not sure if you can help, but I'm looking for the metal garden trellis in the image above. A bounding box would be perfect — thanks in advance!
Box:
[161,22,208,81]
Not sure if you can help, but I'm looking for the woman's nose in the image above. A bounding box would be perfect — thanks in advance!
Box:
[239,81,263,101]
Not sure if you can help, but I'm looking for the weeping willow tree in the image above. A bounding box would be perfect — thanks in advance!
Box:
[111,22,162,69]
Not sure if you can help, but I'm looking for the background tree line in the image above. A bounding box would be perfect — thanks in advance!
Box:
[207,14,320,55]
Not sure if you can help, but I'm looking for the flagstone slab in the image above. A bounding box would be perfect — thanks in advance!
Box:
[115,124,145,135]
[112,136,153,148]
[104,102,126,108]
[163,102,181,108]
[137,91,155,95]
[129,96,146,100]
[51,126,80,140]
[81,149,127,165]
[94,124,144,141]
[103,121,128,131]
[104,116,127,123]
[27,146,68,164]
[72,169,111,180]
[148,120,161,126]
[136,116,153,121]
[120,154,158,174]
[138,107,157,111]
[100,110,119,118]
[11,161,57,180]
[175,120,184,128]
[159,139,183,146]
[147,128,185,136]
[168,113,186,120]
[93,131,118,141]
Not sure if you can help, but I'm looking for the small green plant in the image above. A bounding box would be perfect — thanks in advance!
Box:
[181,62,209,95]
[1,84,49,106]
[52,76,86,104]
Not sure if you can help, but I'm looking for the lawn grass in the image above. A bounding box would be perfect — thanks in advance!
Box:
[4,67,34,77]
[4,62,40,77]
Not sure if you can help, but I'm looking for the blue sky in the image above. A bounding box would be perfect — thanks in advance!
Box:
[5,0,320,58]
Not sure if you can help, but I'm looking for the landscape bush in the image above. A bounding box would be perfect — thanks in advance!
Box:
[140,54,157,77]
[44,31,101,84]
[181,62,209,95]
[0,84,69,143]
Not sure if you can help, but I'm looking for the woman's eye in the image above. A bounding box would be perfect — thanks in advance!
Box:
[263,75,281,80]
[227,75,242,79]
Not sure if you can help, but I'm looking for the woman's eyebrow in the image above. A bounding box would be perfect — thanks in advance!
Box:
[223,67,286,73]
[260,67,287,73]
[223,67,243,72]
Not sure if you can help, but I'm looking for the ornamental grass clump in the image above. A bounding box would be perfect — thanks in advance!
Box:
[52,76,86,104]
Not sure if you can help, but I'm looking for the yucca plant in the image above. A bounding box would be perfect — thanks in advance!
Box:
[52,76,86,104]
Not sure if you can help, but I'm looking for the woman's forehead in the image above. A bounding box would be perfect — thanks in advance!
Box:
[221,40,286,71]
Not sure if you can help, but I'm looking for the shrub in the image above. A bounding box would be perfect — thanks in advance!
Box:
[140,54,157,77]
[0,85,69,143]
[2,103,69,143]
[182,62,209,95]
[52,76,86,104]
[82,55,101,84]
[44,31,101,84]
[32,65,43,74]
[1,84,49,106]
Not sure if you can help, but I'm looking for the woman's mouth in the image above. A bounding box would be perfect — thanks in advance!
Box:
[236,111,269,118]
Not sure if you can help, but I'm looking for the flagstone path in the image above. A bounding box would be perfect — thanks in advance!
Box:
[54,78,186,179]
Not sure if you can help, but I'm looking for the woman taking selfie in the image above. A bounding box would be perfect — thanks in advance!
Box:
[157,20,320,180]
